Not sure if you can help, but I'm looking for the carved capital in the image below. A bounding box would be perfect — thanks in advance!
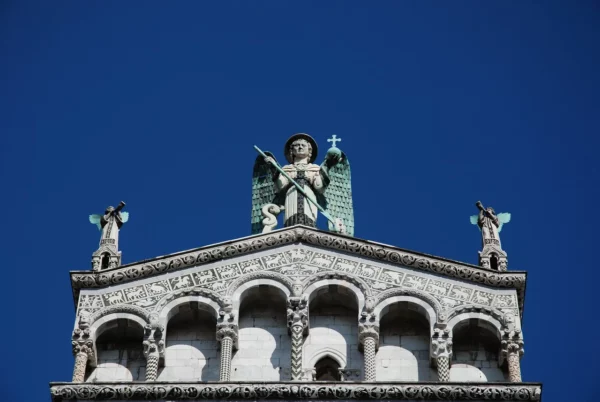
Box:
[143,323,165,358]
[431,327,453,359]
[358,311,380,346]
[71,328,94,359]
[287,296,309,335]
[216,310,239,346]
[501,329,524,357]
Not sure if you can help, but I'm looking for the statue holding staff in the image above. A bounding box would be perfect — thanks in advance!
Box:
[251,133,354,235]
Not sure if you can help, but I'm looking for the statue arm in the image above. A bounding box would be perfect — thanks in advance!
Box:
[478,210,485,225]
[274,171,289,192]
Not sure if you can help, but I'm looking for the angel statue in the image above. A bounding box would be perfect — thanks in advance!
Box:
[89,201,129,251]
[251,133,354,235]
[470,201,511,248]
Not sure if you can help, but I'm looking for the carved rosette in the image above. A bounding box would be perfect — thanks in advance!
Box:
[431,327,453,382]
[142,319,165,382]
[287,296,309,380]
[71,327,94,383]
[216,309,239,382]
[501,329,524,383]
[358,309,379,381]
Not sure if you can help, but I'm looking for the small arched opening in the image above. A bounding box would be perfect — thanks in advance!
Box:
[377,301,434,381]
[231,284,289,381]
[305,284,361,380]
[314,356,341,381]
[87,318,145,382]
[451,318,505,382]
[101,253,110,270]
[159,301,219,381]
[490,254,499,271]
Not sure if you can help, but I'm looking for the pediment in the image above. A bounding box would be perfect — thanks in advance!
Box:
[75,227,524,326]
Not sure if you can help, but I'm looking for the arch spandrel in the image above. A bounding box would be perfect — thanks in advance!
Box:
[75,244,521,331]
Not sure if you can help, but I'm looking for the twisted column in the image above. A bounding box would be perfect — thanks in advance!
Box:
[358,310,379,382]
[71,323,94,382]
[501,329,524,382]
[216,309,238,382]
[287,296,309,380]
[431,327,453,382]
[143,318,164,382]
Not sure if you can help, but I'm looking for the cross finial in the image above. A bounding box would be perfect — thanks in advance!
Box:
[327,134,342,148]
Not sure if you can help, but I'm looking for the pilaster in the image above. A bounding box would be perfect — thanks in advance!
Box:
[501,329,524,382]
[287,296,309,380]
[71,321,94,383]
[143,316,165,382]
[358,310,379,382]
[431,327,453,382]
[216,309,238,381]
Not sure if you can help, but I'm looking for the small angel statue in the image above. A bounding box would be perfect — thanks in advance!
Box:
[470,201,511,248]
[251,133,354,235]
[89,201,129,250]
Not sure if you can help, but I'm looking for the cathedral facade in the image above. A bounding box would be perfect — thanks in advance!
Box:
[50,135,541,401]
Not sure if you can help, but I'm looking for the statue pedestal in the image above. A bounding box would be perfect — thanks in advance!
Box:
[479,244,508,271]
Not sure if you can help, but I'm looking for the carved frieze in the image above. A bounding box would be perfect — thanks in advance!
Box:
[75,242,521,333]
[49,382,542,401]
[71,228,527,316]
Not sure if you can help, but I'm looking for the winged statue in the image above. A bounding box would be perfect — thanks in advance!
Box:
[470,201,510,248]
[89,201,129,249]
[251,133,354,236]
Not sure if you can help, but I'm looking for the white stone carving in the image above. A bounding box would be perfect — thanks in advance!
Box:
[170,275,193,290]
[194,269,217,284]
[145,281,170,295]
[403,274,428,290]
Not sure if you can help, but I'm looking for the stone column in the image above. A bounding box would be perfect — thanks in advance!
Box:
[216,310,238,382]
[71,327,94,382]
[287,296,309,380]
[501,330,524,382]
[143,320,164,382]
[431,328,453,382]
[358,311,379,382]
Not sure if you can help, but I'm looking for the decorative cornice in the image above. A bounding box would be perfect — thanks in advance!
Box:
[49,382,542,401]
[71,226,527,316]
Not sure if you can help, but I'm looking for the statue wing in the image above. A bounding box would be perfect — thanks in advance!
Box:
[497,212,511,232]
[89,214,102,231]
[469,214,479,228]
[251,152,280,234]
[323,152,354,236]
[120,211,129,223]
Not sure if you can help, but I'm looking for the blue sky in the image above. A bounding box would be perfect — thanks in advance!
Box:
[1,1,598,401]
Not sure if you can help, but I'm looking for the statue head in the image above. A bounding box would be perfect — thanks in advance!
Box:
[284,133,318,163]
[291,139,311,160]
[486,207,496,215]
[105,206,115,214]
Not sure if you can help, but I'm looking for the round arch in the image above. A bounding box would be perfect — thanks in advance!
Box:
[157,294,221,330]
[373,295,437,334]
[88,312,147,367]
[227,271,294,298]
[304,278,366,313]
[231,279,291,311]
[446,311,503,341]
[306,347,347,370]
[88,304,150,330]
